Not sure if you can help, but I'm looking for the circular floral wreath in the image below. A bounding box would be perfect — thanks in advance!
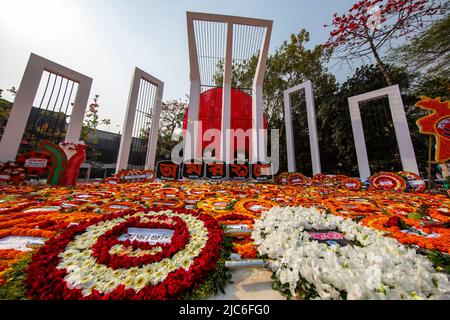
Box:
[287,173,308,186]
[16,152,52,176]
[26,208,223,300]
[276,172,289,185]
[116,170,156,183]
[341,178,362,191]
[234,198,278,217]
[310,174,328,186]
[197,196,236,216]
[0,162,26,185]
[397,171,426,193]
[370,172,407,192]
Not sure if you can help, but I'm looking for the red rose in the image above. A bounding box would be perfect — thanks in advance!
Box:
[384,216,401,228]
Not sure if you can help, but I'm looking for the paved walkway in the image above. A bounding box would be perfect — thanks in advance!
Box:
[209,269,286,300]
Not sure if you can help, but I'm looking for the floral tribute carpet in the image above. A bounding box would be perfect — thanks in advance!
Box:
[0,176,449,300]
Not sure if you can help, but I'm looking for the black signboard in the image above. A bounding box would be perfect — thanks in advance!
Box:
[182,160,205,179]
[306,229,353,247]
[251,162,273,182]
[156,161,180,181]
[205,162,226,180]
[228,162,250,181]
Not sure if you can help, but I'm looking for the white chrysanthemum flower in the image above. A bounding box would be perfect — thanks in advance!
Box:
[253,206,450,300]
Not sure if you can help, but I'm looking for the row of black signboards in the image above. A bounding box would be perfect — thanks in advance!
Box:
[155,160,273,182]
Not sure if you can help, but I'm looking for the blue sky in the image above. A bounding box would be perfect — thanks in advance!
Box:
[0,0,360,133]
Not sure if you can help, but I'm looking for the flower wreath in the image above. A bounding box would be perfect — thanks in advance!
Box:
[0,210,98,240]
[253,206,450,300]
[0,200,38,215]
[197,196,237,216]
[0,162,26,185]
[260,192,297,207]
[0,185,34,195]
[370,172,407,192]
[231,236,258,259]
[427,207,450,223]
[216,213,255,226]
[97,201,145,214]
[310,174,328,186]
[233,199,278,218]
[26,208,223,300]
[323,197,379,219]
[15,152,52,176]
[145,198,186,210]
[287,173,308,186]
[116,170,156,183]
[341,178,362,191]
[102,177,121,185]
[326,175,350,187]
[276,172,289,185]
[152,188,185,200]
[361,215,450,254]
[397,171,426,194]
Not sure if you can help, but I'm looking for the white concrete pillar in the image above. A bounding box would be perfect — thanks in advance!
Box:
[284,91,296,173]
[388,86,420,174]
[252,85,266,163]
[0,56,42,162]
[348,85,419,180]
[283,81,322,175]
[116,68,141,173]
[116,68,164,173]
[252,25,272,163]
[221,23,233,164]
[185,13,202,162]
[185,81,201,162]
[305,81,321,176]
[0,53,92,162]
[146,82,164,170]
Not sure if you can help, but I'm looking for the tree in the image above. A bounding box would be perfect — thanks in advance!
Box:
[326,64,414,175]
[0,94,13,141]
[6,86,17,96]
[388,14,450,76]
[324,0,446,86]
[261,31,339,175]
[156,100,187,161]
[160,100,187,138]
[80,95,111,163]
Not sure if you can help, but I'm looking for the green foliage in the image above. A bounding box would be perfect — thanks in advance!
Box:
[0,98,13,140]
[271,272,319,300]
[81,95,111,163]
[155,100,187,161]
[417,248,450,274]
[389,14,450,77]
[184,237,233,300]
[0,254,32,300]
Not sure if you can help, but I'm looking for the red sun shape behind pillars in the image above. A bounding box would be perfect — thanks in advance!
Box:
[182,88,267,156]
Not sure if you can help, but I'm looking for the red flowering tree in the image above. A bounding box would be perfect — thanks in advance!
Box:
[325,0,447,85]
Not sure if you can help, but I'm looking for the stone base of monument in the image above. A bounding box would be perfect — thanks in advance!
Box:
[225,259,269,269]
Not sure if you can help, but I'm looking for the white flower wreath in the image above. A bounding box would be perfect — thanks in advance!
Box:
[252,206,450,300]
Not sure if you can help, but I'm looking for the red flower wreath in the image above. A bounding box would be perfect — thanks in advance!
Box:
[25,208,223,300]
